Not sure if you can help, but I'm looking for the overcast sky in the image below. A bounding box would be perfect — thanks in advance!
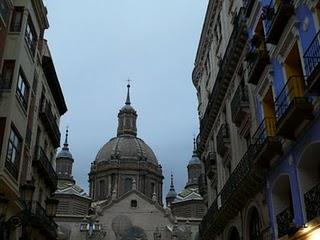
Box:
[43,0,208,198]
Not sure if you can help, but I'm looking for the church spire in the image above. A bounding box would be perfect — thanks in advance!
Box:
[125,80,131,105]
[170,173,175,191]
[63,127,69,149]
[166,173,177,206]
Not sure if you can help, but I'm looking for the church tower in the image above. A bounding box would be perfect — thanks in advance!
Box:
[185,138,202,189]
[56,129,75,185]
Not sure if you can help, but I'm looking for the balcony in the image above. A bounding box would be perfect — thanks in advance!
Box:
[251,117,282,167]
[247,49,269,84]
[198,174,207,197]
[216,124,230,156]
[26,201,58,240]
[205,152,217,180]
[264,0,294,44]
[39,103,61,148]
[304,182,320,222]
[33,146,58,191]
[275,76,314,139]
[244,0,255,17]
[231,85,249,127]
[199,8,248,155]
[303,30,320,94]
[199,148,265,238]
[276,207,294,238]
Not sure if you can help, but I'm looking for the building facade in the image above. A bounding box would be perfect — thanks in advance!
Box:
[193,0,320,239]
[0,0,67,239]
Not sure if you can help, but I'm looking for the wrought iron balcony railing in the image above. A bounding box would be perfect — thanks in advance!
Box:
[231,85,249,126]
[304,182,320,221]
[244,0,255,17]
[276,207,294,238]
[247,49,269,85]
[39,102,61,148]
[216,124,230,156]
[251,117,281,166]
[303,30,320,94]
[25,201,58,239]
[275,76,314,139]
[5,159,19,180]
[199,8,248,155]
[199,147,264,238]
[263,0,294,44]
[33,146,58,191]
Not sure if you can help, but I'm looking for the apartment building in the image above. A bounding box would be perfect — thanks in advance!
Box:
[193,0,320,239]
[0,0,67,239]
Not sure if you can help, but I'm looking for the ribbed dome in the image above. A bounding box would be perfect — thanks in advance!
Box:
[188,153,201,166]
[95,135,159,165]
[57,148,73,159]
[188,139,201,166]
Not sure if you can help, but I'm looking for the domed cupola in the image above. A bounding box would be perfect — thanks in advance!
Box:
[185,138,202,189]
[56,129,75,185]
[166,174,177,206]
[89,82,164,204]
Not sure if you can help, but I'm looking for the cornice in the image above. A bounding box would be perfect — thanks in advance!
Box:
[192,0,221,87]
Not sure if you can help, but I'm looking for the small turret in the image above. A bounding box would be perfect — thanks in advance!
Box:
[166,174,177,206]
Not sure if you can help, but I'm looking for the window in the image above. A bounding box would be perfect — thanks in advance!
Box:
[24,17,37,55]
[150,182,155,197]
[249,208,261,240]
[99,179,105,198]
[124,177,132,193]
[16,70,29,109]
[1,60,15,89]
[5,126,22,179]
[131,200,137,208]
[10,7,23,32]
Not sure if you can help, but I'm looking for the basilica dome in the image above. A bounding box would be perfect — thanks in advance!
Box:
[95,135,159,165]
[89,83,163,205]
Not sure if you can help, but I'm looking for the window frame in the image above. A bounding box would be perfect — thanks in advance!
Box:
[16,69,29,110]
[1,60,15,89]
[10,7,24,32]
[5,124,22,179]
[24,16,37,56]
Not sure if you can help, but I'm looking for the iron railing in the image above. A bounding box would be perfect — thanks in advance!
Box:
[252,117,276,147]
[220,149,253,205]
[231,84,249,121]
[276,207,294,238]
[303,30,320,82]
[304,182,320,221]
[33,146,58,190]
[275,76,306,122]
[39,102,61,148]
[5,159,19,179]
[28,201,57,238]
[264,0,293,38]
[199,197,219,237]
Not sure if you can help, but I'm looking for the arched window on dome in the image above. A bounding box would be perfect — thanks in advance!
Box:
[125,177,133,193]
[99,179,105,199]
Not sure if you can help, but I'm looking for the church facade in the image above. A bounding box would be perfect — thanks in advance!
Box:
[54,84,201,240]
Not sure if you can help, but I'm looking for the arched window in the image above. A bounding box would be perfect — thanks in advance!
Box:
[228,227,240,240]
[249,208,261,240]
[99,179,105,198]
[124,178,132,193]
